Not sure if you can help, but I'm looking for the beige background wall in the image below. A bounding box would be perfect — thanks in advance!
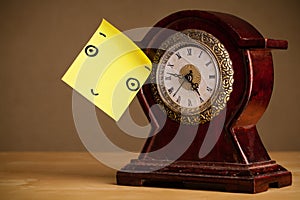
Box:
[0,0,299,151]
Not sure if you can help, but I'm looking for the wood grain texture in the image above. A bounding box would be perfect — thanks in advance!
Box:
[118,10,291,193]
[0,152,299,200]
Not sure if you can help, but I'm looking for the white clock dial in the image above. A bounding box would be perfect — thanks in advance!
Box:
[156,43,220,115]
[151,29,233,124]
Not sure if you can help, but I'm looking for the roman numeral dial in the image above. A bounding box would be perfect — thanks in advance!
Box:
[156,41,220,116]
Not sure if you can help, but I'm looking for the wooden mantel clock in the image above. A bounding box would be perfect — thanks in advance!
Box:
[116,10,292,193]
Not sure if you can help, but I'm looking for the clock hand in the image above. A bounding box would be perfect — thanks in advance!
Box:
[173,78,185,97]
[180,56,214,95]
[173,71,193,97]
[166,72,183,79]
[184,70,201,96]
[172,70,202,97]
[184,70,193,82]
[191,82,201,96]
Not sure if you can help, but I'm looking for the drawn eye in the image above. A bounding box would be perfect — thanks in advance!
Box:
[85,45,98,57]
[126,78,140,91]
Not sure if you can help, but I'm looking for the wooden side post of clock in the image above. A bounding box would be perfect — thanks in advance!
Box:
[116,10,292,193]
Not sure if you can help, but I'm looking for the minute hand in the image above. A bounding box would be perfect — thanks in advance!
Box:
[166,72,183,79]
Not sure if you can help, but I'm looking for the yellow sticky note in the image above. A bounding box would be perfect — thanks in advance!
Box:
[62,19,152,121]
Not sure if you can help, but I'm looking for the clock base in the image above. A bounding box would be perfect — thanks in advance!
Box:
[116,160,292,193]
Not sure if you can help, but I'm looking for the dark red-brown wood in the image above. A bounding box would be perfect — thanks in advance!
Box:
[116,10,292,193]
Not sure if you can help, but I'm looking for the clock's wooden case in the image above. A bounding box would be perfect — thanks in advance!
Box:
[116,10,292,193]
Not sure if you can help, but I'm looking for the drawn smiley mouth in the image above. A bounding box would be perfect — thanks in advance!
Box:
[91,89,99,96]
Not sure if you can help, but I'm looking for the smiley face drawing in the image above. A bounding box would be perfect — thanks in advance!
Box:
[62,19,152,121]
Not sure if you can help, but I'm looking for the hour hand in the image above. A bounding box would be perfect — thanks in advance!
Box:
[166,72,183,79]
[183,71,201,96]
[191,82,201,96]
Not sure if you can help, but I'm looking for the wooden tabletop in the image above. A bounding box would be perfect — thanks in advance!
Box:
[0,152,299,199]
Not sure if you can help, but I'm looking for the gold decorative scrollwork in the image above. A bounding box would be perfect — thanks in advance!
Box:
[150,29,234,124]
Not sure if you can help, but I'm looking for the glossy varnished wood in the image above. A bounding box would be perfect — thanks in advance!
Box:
[0,152,298,199]
[116,10,291,193]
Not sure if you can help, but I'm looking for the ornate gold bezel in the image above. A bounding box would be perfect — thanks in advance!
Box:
[150,29,234,124]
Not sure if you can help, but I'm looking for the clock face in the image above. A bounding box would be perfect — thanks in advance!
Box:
[151,29,234,124]
[156,43,220,116]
